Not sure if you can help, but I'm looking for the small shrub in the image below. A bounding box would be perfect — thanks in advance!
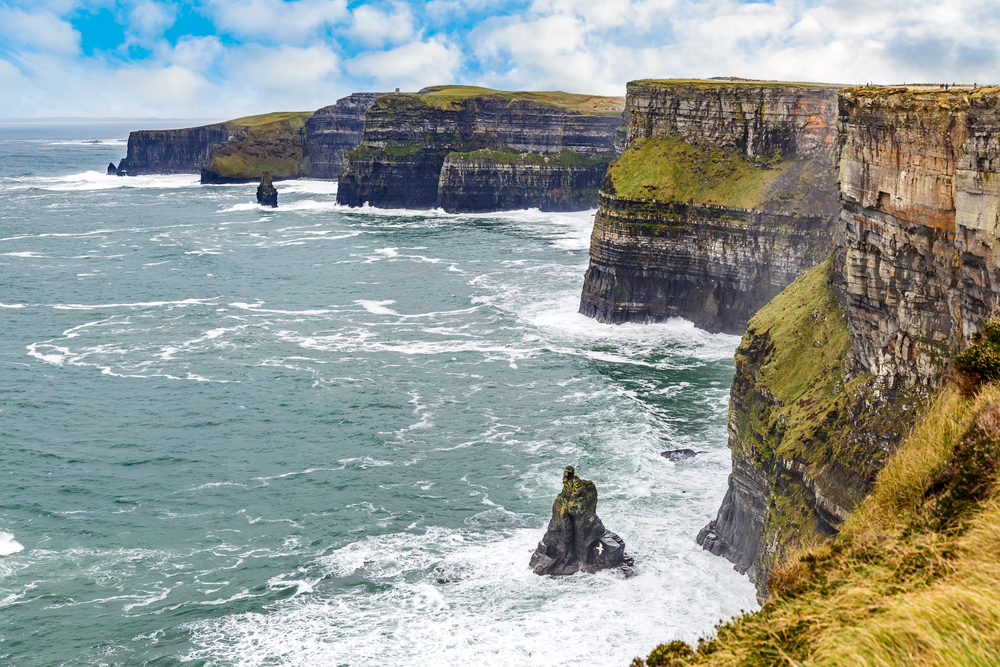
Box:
[953,318,1000,394]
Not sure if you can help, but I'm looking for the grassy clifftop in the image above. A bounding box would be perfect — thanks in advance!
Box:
[208,112,313,179]
[411,85,624,114]
[633,79,842,90]
[607,135,791,208]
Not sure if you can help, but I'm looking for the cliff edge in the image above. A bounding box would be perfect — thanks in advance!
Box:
[579,79,842,334]
[336,85,623,212]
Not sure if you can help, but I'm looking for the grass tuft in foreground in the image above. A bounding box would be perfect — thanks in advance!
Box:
[632,379,1000,666]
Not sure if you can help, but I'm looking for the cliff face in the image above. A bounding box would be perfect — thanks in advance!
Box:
[118,99,376,182]
[336,86,623,212]
[835,87,1000,388]
[301,93,383,179]
[579,80,842,334]
[436,151,606,212]
[704,85,1000,599]
[118,125,237,175]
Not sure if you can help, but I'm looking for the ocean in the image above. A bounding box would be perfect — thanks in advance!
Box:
[0,123,757,667]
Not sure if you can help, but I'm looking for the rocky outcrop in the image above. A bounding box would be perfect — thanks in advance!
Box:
[703,85,1000,599]
[529,466,635,576]
[337,86,623,212]
[301,93,383,179]
[256,172,277,207]
[579,80,842,334]
[106,162,118,176]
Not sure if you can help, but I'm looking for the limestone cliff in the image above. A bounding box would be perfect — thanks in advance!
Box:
[117,95,379,181]
[301,93,383,179]
[336,85,623,212]
[703,85,1000,599]
[579,79,842,334]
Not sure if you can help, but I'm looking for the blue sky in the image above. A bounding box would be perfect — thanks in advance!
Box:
[1,0,998,118]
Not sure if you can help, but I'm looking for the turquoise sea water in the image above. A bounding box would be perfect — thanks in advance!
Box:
[0,124,757,667]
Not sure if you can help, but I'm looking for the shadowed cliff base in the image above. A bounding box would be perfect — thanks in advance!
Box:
[579,79,842,334]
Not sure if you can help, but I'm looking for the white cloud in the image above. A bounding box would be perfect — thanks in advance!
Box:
[0,5,79,55]
[126,1,178,43]
[349,3,416,47]
[208,0,348,42]
[346,37,462,91]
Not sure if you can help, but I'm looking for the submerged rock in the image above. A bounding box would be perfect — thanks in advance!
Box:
[529,466,634,576]
[256,172,278,207]
[107,162,118,175]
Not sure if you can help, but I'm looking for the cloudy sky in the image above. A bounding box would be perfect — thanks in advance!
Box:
[1,0,997,118]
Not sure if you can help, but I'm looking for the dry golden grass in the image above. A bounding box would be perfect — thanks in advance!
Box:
[634,383,1000,667]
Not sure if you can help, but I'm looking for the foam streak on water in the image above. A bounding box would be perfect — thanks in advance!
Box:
[0,130,756,667]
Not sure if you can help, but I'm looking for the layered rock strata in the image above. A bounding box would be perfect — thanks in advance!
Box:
[116,95,379,181]
[301,93,383,179]
[579,80,842,334]
[256,173,277,207]
[703,85,1000,599]
[336,86,623,212]
[529,466,634,576]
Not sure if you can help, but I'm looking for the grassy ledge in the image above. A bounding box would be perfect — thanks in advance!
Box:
[446,148,609,166]
[209,112,313,179]
[608,135,790,209]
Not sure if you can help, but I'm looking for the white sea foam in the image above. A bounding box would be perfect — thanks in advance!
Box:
[23,171,199,192]
[0,532,23,556]
[355,299,399,316]
[0,302,26,308]
[49,298,217,310]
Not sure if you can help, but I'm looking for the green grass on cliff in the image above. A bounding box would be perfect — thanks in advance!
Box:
[608,135,791,209]
[633,380,1000,667]
[223,111,312,131]
[413,85,624,115]
[209,112,313,178]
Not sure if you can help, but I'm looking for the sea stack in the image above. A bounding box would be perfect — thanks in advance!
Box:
[106,162,118,175]
[256,172,278,207]
[529,466,634,576]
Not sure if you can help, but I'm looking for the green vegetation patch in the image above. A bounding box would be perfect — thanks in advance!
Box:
[224,111,313,131]
[209,113,312,178]
[447,148,609,167]
[608,135,791,209]
[411,84,624,115]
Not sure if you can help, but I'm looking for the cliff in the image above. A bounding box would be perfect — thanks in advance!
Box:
[301,93,383,179]
[579,79,842,334]
[118,95,380,181]
[631,84,1000,665]
[336,85,624,212]
[701,85,1000,599]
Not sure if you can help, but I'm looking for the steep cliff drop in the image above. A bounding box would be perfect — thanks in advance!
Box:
[115,94,380,182]
[336,85,624,213]
[301,93,384,179]
[579,79,842,334]
[529,466,635,577]
[701,84,1000,600]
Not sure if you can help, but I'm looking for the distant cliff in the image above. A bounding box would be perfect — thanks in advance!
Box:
[700,84,1000,599]
[579,79,842,334]
[336,85,624,212]
[116,94,381,182]
[301,93,384,179]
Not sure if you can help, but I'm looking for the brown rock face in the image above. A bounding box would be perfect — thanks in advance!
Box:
[579,80,842,334]
[834,86,1000,388]
[529,466,634,576]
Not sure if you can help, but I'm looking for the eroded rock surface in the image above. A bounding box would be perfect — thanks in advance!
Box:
[529,466,634,576]
[256,172,277,207]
